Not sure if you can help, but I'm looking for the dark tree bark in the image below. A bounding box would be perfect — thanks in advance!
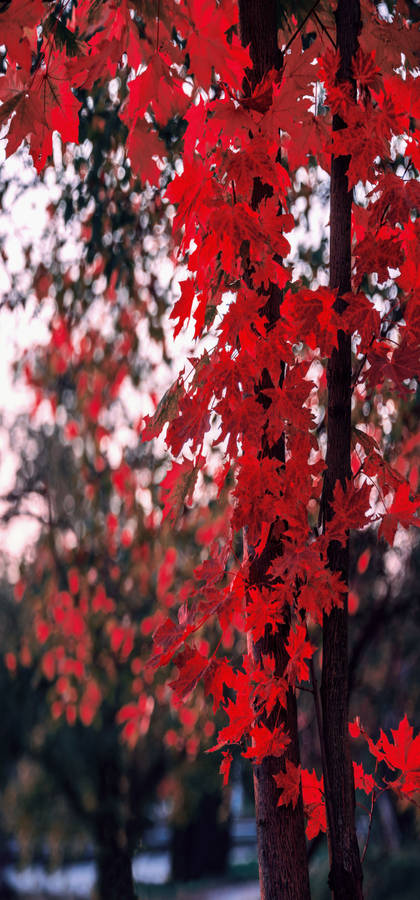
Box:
[93,757,137,900]
[320,0,364,897]
[95,840,136,900]
[238,3,311,899]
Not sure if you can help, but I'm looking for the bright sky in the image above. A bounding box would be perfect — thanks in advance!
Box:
[0,147,56,571]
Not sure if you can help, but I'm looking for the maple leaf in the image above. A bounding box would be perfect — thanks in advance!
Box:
[125,119,165,187]
[150,615,195,668]
[353,762,375,795]
[167,394,211,456]
[352,48,382,93]
[327,480,372,546]
[296,564,346,623]
[301,769,326,840]
[124,54,188,126]
[170,279,196,338]
[225,139,289,205]
[204,657,237,713]
[281,287,340,356]
[3,0,420,871]
[218,287,266,354]
[243,723,290,765]
[208,201,262,277]
[232,455,286,546]
[216,690,255,748]
[251,653,288,717]
[142,377,184,442]
[260,377,314,448]
[359,0,420,75]
[160,455,205,524]
[246,586,286,644]
[350,716,420,797]
[8,54,82,170]
[366,717,420,797]
[285,624,315,685]
[220,750,233,786]
[378,482,420,546]
[273,760,301,809]
[165,157,217,247]
[180,0,251,89]
[341,292,381,352]
[169,647,209,702]
[354,230,403,287]
[0,67,43,156]
[379,717,420,796]
[367,174,420,230]
[0,0,44,70]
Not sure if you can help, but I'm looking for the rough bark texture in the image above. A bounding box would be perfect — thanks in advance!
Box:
[320,0,364,897]
[248,544,311,900]
[239,3,311,899]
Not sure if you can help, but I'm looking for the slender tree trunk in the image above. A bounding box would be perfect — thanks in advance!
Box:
[95,839,136,900]
[320,0,364,897]
[93,757,137,900]
[239,3,310,898]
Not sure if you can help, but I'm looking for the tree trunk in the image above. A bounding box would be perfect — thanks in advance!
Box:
[93,756,137,900]
[320,0,364,897]
[238,3,311,899]
[95,840,136,900]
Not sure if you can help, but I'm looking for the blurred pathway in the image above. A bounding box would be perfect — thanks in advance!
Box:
[174,883,259,900]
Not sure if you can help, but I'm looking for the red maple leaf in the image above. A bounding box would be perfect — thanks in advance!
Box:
[376,717,420,796]
[251,653,288,717]
[204,657,237,713]
[273,760,302,809]
[353,762,375,795]
[170,279,196,337]
[160,455,205,524]
[328,480,373,546]
[243,723,290,765]
[0,0,44,70]
[179,0,250,89]
[285,624,315,685]
[169,647,209,702]
[219,750,233,786]
[378,482,420,545]
[301,769,326,840]
[281,287,340,356]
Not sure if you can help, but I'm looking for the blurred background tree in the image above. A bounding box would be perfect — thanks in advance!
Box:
[0,26,418,900]
[0,78,232,899]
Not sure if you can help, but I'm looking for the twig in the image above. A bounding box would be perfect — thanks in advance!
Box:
[312,10,336,49]
[284,0,323,54]
[361,788,376,863]
[351,350,369,391]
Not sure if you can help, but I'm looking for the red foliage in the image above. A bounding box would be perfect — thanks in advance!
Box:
[2,0,419,860]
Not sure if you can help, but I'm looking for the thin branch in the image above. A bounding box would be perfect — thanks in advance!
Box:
[351,350,369,391]
[361,788,376,864]
[283,0,323,54]
[296,683,314,694]
[312,10,336,49]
